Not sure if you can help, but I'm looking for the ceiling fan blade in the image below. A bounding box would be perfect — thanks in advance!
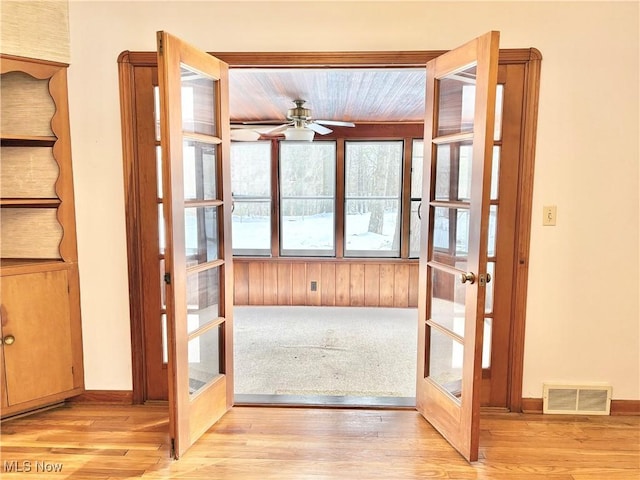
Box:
[259,123,291,135]
[307,122,333,135]
[230,129,261,141]
[314,119,356,127]
[238,119,288,125]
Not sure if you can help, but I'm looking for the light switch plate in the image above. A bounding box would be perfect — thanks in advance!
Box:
[543,205,557,226]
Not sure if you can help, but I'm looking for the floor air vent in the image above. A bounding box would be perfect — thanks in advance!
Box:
[543,384,612,415]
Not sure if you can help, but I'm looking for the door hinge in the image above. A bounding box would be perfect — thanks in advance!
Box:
[170,438,176,459]
[164,273,171,285]
[158,35,163,55]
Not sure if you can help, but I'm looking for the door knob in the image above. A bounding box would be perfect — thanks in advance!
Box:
[460,272,476,284]
[3,335,15,346]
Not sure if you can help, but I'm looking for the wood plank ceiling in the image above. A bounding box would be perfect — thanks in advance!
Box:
[228,68,426,124]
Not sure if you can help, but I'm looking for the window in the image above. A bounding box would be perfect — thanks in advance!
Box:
[279,141,336,256]
[344,141,403,257]
[230,142,272,255]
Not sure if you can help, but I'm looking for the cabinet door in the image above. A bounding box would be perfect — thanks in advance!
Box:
[0,328,7,409]
[1,269,74,405]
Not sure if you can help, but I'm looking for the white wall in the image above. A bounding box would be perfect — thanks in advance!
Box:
[67,1,639,399]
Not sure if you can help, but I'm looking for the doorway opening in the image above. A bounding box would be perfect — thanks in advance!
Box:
[119,49,539,412]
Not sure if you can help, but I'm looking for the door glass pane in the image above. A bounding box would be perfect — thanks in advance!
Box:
[231,142,271,255]
[490,146,500,200]
[188,324,223,396]
[428,327,463,402]
[183,140,217,201]
[434,144,451,201]
[434,143,473,202]
[160,258,166,309]
[494,85,504,141]
[162,313,168,364]
[430,268,466,337]
[485,261,495,314]
[187,267,220,334]
[436,79,502,140]
[180,66,216,136]
[185,206,218,266]
[457,145,473,201]
[433,206,450,251]
[432,206,469,256]
[156,146,163,198]
[158,203,165,255]
[482,318,492,369]
[154,86,161,141]
[456,209,470,256]
[437,66,476,137]
[488,205,497,257]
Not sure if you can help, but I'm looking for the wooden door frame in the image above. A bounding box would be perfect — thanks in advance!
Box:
[118,49,541,411]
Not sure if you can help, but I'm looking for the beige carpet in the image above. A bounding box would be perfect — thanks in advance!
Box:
[233,305,417,398]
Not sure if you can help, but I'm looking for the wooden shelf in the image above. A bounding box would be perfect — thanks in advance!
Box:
[1,198,61,207]
[1,135,57,147]
[0,258,66,276]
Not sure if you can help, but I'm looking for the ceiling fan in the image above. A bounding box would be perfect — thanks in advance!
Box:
[230,99,355,142]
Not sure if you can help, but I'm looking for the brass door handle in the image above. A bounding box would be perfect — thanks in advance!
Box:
[460,272,476,284]
[3,335,15,346]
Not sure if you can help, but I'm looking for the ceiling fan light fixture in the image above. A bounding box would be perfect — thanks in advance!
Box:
[284,126,315,142]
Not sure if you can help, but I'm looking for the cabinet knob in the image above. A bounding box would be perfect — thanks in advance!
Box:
[3,335,15,346]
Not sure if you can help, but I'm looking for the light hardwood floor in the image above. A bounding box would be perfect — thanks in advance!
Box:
[1,404,638,479]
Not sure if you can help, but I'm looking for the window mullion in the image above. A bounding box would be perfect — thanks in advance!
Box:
[335,138,345,258]
[400,137,413,259]
[271,139,280,258]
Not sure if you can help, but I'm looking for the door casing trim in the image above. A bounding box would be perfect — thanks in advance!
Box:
[118,48,541,410]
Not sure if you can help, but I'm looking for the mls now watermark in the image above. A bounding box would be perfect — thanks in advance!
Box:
[3,460,64,474]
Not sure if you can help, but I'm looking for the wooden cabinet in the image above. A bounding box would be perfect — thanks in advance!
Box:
[0,54,84,418]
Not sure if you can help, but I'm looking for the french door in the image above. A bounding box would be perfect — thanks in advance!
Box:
[416,31,500,462]
[120,29,540,462]
[156,31,234,459]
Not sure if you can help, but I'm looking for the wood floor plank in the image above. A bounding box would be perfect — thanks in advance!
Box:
[0,404,638,479]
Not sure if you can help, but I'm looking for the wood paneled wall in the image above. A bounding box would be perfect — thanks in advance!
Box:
[233,259,419,308]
